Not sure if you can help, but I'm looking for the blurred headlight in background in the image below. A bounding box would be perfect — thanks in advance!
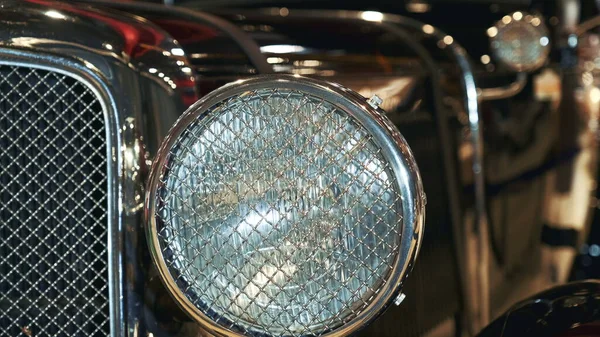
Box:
[146,75,425,337]
[489,12,550,72]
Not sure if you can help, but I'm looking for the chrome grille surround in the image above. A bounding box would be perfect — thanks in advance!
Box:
[146,75,425,337]
[0,54,118,337]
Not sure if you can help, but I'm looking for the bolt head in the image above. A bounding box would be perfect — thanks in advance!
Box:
[394,293,406,306]
[367,95,383,108]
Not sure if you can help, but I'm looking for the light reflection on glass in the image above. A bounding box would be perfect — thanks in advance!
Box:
[422,24,435,35]
[292,68,317,75]
[590,87,600,104]
[513,11,523,21]
[267,57,285,64]
[361,11,384,22]
[294,60,321,67]
[159,89,402,336]
[171,48,185,56]
[260,44,306,54]
[491,13,550,71]
[568,35,578,48]
[487,27,499,38]
[45,10,66,20]
[406,2,431,13]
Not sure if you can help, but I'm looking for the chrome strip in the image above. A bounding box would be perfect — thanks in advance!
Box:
[218,8,489,331]
[82,0,274,74]
[577,15,600,35]
[379,13,490,332]
[478,73,528,101]
[0,48,123,337]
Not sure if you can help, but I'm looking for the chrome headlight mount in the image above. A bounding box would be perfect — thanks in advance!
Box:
[489,12,550,72]
[145,75,425,337]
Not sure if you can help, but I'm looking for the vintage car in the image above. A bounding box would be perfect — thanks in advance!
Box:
[2,0,600,337]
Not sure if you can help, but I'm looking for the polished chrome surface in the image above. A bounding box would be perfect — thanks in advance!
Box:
[0,64,109,336]
[369,11,489,332]
[0,1,195,336]
[81,0,273,75]
[0,0,196,149]
[489,12,550,72]
[199,8,487,334]
[577,15,600,36]
[121,4,599,337]
[161,89,401,335]
[478,73,527,101]
[146,75,425,337]
[478,280,600,337]
[0,53,118,336]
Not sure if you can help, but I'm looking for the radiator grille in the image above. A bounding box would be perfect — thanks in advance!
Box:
[0,65,110,336]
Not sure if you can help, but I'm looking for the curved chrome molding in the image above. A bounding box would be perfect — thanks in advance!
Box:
[478,73,528,101]
[239,6,485,242]
[0,47,123,336]
[0,2,194,335]
[1,0,196,128]
[235,8,489,331]
[576,16,600,36]
[145,74,426,337]
[379,13,491,332]
[477,280,600,337]
[82,0,274,74]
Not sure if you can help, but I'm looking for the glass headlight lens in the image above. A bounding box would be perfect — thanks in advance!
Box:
[146,76,424,337]
[490,12,550,72]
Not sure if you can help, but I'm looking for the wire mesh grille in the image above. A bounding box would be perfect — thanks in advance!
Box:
[155,88,403,336]
[0,65,109,336]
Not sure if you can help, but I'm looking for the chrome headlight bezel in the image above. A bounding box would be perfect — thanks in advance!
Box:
[145,75,425,337]
[489,12,551,72]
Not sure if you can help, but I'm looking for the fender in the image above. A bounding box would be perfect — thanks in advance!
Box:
[478,280,600,337]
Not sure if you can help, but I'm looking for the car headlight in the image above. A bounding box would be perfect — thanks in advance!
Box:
[145,75,425,337]
[489,12,550,72]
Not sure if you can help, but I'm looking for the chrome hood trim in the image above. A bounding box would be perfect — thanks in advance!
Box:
[0,1,197,336]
